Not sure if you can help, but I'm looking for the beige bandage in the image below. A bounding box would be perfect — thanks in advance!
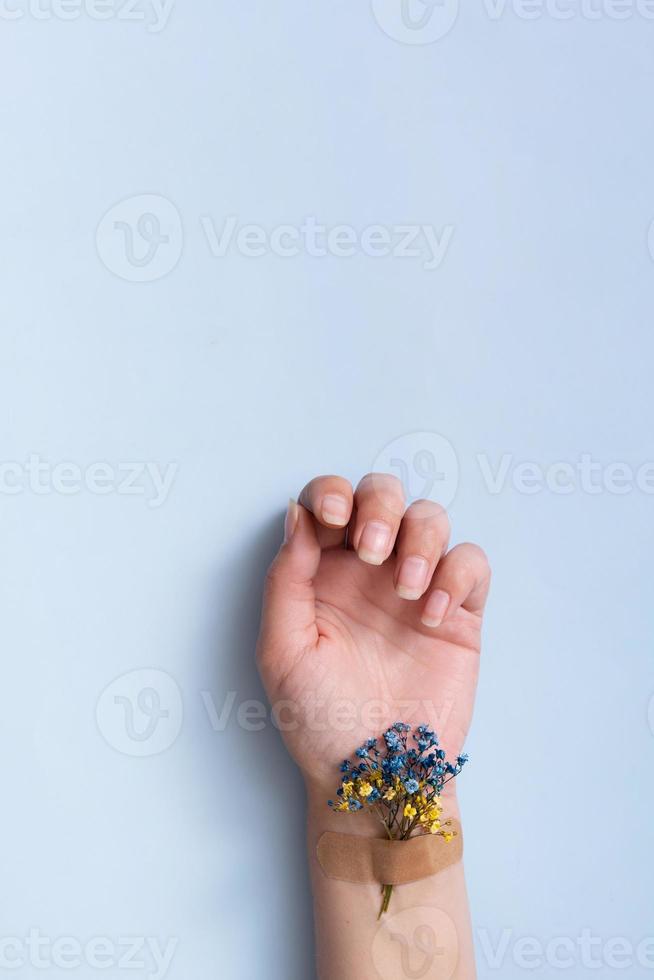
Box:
[316,820,463,885]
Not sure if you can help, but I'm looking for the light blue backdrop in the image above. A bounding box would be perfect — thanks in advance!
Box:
[1,2,653,978]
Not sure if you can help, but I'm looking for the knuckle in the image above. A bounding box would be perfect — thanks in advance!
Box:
[316,473,351,491]
[459,542,491,576]
[405,498,449,527]
[448,564,471,593]
[358,472,405,514]
[306,474,347,498]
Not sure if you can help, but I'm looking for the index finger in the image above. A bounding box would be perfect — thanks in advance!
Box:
[298,475,354,545]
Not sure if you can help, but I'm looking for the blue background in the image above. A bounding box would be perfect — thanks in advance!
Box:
[1,1,653,977]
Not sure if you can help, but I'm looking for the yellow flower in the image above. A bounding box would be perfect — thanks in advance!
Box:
[358,782,373,798]
[383,788,396,801]
[429,820,441,834]
[443,832,454,843]
[342,782,354,798]
[404,803,417,819]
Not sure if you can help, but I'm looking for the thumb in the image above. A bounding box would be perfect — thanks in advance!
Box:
[257,500,321,685]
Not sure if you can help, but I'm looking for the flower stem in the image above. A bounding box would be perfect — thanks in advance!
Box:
[378,883,394,918]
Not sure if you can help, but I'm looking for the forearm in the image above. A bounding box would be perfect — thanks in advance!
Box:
[306,785,476,980]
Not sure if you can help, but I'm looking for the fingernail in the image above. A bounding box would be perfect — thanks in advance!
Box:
[422,590,450,628]
[284,499,299,543]
[396,556,430,599]
[358,520,392,565]
[321,493,349,527]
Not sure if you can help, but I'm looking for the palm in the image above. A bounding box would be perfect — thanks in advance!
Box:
[267,548,482,787]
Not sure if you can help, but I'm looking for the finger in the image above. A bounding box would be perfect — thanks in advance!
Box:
[351,473,405,566]
[257,501,320,683]
[393,500,450,600]
[420,543,491,628]
[298,474,354,549]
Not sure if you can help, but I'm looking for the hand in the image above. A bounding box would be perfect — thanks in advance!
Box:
[257,473,491,796]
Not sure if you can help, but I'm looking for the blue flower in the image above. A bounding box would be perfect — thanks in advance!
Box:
[384,729,402,750]
[382,754,405,776]
[329,724,468,829]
